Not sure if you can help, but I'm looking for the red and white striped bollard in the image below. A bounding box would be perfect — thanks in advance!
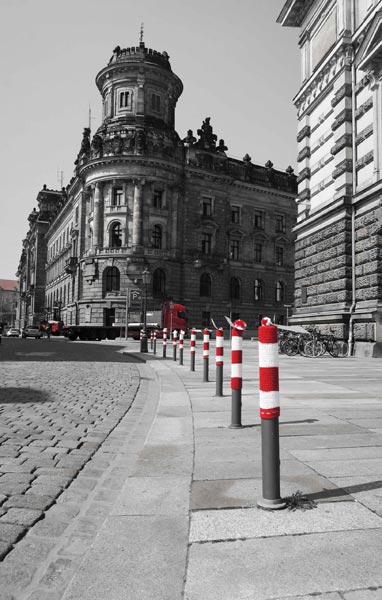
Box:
[179,330,184,365]
[203,328,210,382]
[173,329,178,361]
[215,328,224,396]
[190,328,196,371]
[230,319,247,428]
[162,327,167,358]
[153,330,157,355]
[257,317,285,510]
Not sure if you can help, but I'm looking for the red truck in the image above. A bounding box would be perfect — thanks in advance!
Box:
[127,301,188,339]
[64,301,188,341]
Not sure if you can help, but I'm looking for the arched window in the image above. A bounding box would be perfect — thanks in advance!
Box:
[152,225,162,249]
[200,273,212,297]
[275,281,284,302]
[110,222,122,248]
[105,267,120,292]
[230,277,241,301]
[153,268,166,296]
[254,279,263,302]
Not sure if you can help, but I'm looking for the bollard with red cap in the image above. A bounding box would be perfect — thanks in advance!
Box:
[257,317,285,510]
[162,327,168,358]
[150,330,154,350]
[179,330,185,365]
[153,330,157,355]
[215,328,224,397]
[190,328,196,371]
[173,329,178,361]
[230,319,247,428]
[203,328,210,382]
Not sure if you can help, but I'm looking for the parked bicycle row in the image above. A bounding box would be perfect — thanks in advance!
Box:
[279,327,348,358]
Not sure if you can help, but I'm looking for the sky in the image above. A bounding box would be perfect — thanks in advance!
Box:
[0,0,300,280]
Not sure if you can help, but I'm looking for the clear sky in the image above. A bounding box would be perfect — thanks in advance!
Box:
[0,0,299,280]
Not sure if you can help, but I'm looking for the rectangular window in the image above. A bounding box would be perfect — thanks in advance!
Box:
[202,197,212,217]
[230,239,240,261]
[119,91,129,108]
[254,210,264,229]
[302,285,308,304]
[151,93,161,112]
[275,214,286,233]
[231,205,240,224]
[74,206,79,224]
[202,232,212,255]
[254,242,262,263]
[113,188,123,206]
[153,190,163,209]
[276,246,284,267]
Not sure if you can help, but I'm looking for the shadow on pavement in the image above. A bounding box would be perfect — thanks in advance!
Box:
[0,388,51,404]
[305,479,382,501]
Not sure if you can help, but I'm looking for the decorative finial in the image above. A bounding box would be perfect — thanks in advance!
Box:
[140,22,144,45]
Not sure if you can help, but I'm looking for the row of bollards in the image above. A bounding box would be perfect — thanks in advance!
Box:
[143,318,284,510]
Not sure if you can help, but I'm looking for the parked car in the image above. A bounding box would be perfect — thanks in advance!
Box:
[6,328,20,337]
[22,326,42,339]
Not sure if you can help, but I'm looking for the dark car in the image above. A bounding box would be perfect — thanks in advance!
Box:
[22,326,42,339]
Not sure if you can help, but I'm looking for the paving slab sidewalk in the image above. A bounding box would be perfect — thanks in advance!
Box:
[3,341,382,600]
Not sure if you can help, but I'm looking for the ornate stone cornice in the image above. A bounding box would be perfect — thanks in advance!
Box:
[297,146,311,162]
[331,108,353,131]
[330,133,353,156]
[332,159,353,180]
[297,168,311,183]
[295,42,353,118]
[297,125,311,142]
[331,83,352,108]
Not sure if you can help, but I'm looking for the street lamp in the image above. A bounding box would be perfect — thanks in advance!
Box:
[140,267,151,352]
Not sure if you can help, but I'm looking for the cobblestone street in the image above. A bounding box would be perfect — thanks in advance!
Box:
[0,359,140,564]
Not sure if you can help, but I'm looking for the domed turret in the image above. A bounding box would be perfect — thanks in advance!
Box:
[95,42,183,134]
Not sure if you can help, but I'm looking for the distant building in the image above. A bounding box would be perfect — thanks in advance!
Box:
[0,279,19,329]
[278,1,382,355]
[17,42,297,332]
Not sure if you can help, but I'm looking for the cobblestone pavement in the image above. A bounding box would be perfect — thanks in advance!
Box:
[0,360,139,566]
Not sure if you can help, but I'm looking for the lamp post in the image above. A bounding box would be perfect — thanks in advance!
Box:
[140,267,150,352]
[284,304,292,326]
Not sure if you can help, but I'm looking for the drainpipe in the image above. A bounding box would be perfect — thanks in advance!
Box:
[347,10,356,356]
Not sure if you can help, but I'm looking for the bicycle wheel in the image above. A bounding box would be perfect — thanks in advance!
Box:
[329,340,349,358]
[284,339,299,356]
[304,339,325,357]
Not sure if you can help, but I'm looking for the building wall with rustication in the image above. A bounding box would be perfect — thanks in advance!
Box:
[278,1,382,354]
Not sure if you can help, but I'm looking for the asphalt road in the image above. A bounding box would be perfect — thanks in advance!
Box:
[0,336,141,566]
[0,336,142,362]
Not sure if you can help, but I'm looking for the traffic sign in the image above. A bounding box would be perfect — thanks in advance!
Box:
[130,289,142,308]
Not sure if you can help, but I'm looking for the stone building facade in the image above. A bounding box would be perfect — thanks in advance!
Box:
[0,280,19,329]
[278,0,382,355]
[18,42,297,332]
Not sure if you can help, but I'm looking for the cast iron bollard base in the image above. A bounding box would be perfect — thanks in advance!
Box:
[140,332,148,353]
[215,364,223,396]
[257,418,285,510]
[203,358,209,382]
[229,389,242,428]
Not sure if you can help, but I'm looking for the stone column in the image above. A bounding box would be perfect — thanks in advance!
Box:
[93,183,102,248]
[132,179,145,250]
